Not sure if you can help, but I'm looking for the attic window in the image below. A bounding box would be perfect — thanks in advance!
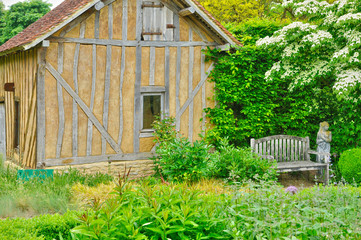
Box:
[142,0,174,41]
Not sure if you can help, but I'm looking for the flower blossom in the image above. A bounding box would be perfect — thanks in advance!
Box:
[302,30,333,47]
[336,13,361,24]
[294,0,330,16]
[334,69,361,93]
[285,186,298,195]
[332,47,349,60]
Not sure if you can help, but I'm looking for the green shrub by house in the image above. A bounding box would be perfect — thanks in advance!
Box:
[206,139,278,182]
[339,148,361,184]
[152,116,210,182]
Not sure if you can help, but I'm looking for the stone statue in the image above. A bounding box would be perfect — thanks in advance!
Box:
[316,122,332,163]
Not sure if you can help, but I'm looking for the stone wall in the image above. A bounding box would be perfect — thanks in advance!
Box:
[47,160,155,179]
[4,159,155,179]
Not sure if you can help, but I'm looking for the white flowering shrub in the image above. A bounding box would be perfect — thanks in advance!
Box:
[257,0,361,103]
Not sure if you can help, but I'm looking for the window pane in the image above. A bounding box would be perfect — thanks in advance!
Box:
[143,95,161,129]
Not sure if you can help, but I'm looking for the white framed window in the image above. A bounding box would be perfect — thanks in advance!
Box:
[140,86,165,137]
[142,0,175,41]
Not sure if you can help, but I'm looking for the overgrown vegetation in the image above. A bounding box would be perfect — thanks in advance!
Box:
[69,180,361,239]
[0,164,113,218]
[152,117,277,183]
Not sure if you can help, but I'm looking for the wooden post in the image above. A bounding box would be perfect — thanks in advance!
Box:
[250,138,255,152]
[36,47,47,168]
[305,136,310,161]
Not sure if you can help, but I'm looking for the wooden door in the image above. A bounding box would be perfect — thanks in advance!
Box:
[0,103,5,160]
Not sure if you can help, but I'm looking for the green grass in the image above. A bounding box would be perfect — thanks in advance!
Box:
[1,160,361,239]
[0,164,113,218]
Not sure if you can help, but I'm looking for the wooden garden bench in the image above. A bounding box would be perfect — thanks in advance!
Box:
[250,135,330,184]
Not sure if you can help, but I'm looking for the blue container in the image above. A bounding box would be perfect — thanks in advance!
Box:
[17,169,54,181]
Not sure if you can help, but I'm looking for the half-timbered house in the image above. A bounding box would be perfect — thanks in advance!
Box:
[0,0,239,175]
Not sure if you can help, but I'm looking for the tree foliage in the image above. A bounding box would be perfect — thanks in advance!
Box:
[0,0,51,45]
[256,0,361,152]
[198,0,338,23]
[198,0,277,23]
[257,0,361,99]
[205,17,358,156]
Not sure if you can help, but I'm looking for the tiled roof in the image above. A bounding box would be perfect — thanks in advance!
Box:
[190,0,241,46]
[0,0,240,54]
[0,0,94,53]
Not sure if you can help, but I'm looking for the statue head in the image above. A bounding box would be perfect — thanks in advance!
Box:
[320,121,329,131]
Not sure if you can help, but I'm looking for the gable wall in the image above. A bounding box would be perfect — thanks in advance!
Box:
[0,49,38,168]
[39,0,217,169]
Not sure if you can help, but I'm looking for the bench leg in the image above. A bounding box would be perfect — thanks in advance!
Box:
[325,164,329,185]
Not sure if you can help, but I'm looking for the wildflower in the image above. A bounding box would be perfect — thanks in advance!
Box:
[285,185,298,195]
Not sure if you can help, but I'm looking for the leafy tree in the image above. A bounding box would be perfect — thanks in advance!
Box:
[0,0,51,45]
[0,1,4,20]
[205,16,355,158]
[198,0,338,23]
[257,0,361,151]
[198,0,277,23]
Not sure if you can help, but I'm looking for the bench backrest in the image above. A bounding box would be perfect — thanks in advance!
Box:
[250,135,310,162]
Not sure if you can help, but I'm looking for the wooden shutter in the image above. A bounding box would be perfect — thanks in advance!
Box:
[142,0,174,41]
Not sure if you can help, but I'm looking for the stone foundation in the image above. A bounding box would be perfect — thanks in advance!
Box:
[4,159,155,179]
[47,160,155,179]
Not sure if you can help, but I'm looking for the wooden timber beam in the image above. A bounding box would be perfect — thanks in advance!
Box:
[48,37,218,47]
[216,44,231,51]
[142,3,164,8]
[36,47,47,168]
[176,63,214,121]
[45,63,122,154]
[94,0,115,11]
[179,7,195,17]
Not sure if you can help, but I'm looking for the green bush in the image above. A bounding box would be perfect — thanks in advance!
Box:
[0,218,43,240]
[338,148,361,184]
[0,211,77,240]
[31,212,78,240]
[158,138,211,182]
[153,118,211,181]
[152,117,211,182]
[207,140,278,182]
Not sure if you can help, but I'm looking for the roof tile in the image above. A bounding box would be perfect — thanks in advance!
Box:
[0,0,94,53]
[0,0,240,53]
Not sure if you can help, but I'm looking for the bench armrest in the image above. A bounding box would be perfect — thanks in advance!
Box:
[308,150,331,163]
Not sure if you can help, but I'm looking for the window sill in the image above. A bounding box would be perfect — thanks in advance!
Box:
[140,130,155,138]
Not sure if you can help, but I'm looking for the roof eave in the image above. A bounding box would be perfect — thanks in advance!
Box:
[183,0,239,46]
[24,0,99,51]
[0,0,100,57]
[0,46,25,57]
